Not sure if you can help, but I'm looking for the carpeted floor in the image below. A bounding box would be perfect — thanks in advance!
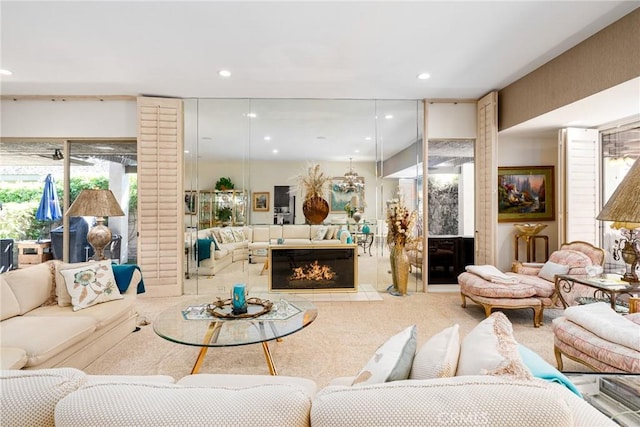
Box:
[84,290,587,388]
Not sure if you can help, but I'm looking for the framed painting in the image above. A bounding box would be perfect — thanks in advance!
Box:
[498,166,555,222]
[330,177,365,212]
[184,191,197,215]
[253,192,269,211]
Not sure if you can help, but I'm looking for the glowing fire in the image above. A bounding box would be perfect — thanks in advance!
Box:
[290,261,336,281]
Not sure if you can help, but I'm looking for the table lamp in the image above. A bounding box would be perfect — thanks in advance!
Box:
[596,158,640,283]
[66,189,125,261]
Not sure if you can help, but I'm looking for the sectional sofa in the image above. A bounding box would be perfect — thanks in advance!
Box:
[187,224,350,276]
[1,260,141,370]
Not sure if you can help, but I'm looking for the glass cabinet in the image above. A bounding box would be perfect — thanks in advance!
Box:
[199,190,247,228]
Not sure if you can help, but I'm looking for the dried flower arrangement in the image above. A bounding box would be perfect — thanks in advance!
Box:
[386,197,418,248]
[292,163,332,202]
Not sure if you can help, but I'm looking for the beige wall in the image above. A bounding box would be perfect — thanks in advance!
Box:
[496,134,558,271]
[499,8,640,131]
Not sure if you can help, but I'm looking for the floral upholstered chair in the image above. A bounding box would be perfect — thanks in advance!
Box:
[458,241,605,328]
[510,241,606,308]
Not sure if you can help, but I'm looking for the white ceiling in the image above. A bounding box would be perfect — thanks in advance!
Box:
[1,1,639,155]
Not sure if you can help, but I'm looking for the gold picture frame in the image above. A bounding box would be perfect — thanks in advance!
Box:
[498,166,555,222]
[253,192,269,211]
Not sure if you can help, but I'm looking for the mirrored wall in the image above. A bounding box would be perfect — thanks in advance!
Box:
[183,98,424,295]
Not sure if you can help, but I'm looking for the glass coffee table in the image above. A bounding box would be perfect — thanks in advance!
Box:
[555,274,639,312]
[565,373,640,426]
[153,293,317,375]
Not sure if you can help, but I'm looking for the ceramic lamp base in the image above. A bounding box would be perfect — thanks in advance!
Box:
[87,218,112,261]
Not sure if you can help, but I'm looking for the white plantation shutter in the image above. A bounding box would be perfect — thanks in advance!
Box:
[475,92,498,265]
[137,96,184,297]
[558,128,599,245]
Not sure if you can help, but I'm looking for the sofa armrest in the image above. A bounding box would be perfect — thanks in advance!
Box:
[112,264,144,295]
[512,261,543,276]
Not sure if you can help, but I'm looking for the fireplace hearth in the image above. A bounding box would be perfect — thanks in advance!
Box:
[269,245,358,292]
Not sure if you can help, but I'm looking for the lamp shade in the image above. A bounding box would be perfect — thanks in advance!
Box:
[66,189,125,218]
[596,159,640,225]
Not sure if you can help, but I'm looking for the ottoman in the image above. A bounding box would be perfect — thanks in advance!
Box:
[552,314,640,373]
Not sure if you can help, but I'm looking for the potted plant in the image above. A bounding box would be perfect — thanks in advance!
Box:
[215,177,234,191]
[294,163,331,225]
[217,206,233,223]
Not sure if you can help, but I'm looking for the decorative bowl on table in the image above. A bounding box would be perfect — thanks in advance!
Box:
[513,223,547,236]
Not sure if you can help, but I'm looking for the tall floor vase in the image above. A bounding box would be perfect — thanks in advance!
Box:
[388,244,410,296]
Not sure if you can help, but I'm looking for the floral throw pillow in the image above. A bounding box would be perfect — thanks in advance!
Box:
[59,260,123,311]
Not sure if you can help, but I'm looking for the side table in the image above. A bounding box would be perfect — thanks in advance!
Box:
[514,234,549,263]
[17,240,53,268]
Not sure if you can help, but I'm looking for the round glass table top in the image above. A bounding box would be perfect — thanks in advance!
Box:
[153,293,318,348]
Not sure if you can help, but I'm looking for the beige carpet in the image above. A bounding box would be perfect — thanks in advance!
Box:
[84,291,587,388]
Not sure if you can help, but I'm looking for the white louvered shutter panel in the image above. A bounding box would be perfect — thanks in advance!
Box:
[475,92,498,265]
[137,96,184,297]
[558,128,599,245]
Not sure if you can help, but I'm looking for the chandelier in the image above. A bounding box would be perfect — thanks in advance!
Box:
[336,158,364,193]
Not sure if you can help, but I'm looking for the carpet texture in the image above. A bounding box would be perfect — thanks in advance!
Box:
[84,292,586,387]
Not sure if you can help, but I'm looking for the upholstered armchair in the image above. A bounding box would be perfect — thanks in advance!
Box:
[407,240,423,272]
[510,241,606,308]
[406,216,423,272]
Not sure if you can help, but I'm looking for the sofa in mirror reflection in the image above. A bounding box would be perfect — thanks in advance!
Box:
[185,224,353,276]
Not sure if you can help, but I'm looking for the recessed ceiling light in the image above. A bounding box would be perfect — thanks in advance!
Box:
[354,149,360,153]
[184,150,190,154]
[272,149,278,154]
[0,69,12,76]
[385,114,394,120]
[417,72,431,80]
[364,136,372,141]
[264,136,271,141]
[218,70,231,77]
[247,113,257,118]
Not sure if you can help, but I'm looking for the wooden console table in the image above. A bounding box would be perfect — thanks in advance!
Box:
[514,234,549,263]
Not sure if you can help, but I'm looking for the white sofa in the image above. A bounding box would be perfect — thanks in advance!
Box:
[187,224,349,275]
[0,312,617,426]
[0,261,141,370]
[0,367,614,426]
[248,224,346,264]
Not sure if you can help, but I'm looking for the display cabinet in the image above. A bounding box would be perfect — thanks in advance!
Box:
[199,190,247,228]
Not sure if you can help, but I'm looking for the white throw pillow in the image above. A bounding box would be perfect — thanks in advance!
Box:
[219,228,235,244]
[59,260,123,311]
[231,228,245,242]
[325,225,338,240]
[456,312,532,380]
[313,226,328,241]
[538,261,571,282]
[409,324,460,380]
[352,325,417,386]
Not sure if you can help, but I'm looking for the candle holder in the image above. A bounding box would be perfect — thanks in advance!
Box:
[232,284,247,315]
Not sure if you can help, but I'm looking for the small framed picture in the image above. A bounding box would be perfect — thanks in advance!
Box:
[253,192,269,212]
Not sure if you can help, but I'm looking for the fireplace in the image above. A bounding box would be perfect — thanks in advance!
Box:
[269,245,358,292]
